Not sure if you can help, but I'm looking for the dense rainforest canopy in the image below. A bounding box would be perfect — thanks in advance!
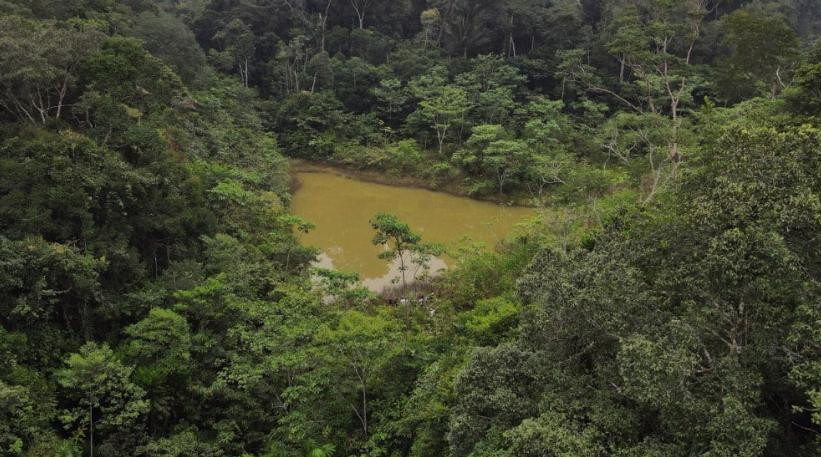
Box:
[0,0,819,456]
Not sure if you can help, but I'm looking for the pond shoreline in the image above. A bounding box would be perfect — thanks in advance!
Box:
[288,158,538,208]
[289,167,537,280]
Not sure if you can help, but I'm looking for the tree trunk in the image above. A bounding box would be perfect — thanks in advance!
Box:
[89,403,94,457]
[351,365,369,436]
[351,0,366,29]
[438,0,455,47]
[399,249,407,291]
[436,126,447,156]
[56,78,68,119]
[82,300,92,342]
[361,384,368,435]
[320,0,332,52]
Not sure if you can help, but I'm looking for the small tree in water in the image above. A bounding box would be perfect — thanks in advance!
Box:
[370,213,443,293]
[370,213,421,290]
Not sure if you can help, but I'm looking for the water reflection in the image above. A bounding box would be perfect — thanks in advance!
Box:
[313,252,448,292]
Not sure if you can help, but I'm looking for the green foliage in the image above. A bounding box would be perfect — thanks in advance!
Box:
[0,14,104,124]
[0,235,106,349]
[1,1,819,456]
[505,412,603,457]
[82,36,185,111]
[57,342,149,454]
[371,212,436,290]
[784,40,821,117]
[128,10,207,85]
[714,8,799,103]
[448,123,820,456]
[460,297,519,345]
[134,429,223,457]
[124,308,191,384]
[209,18,254,87]
[0,381,41,456]
[371,213,422,258]
[313,268,373,309]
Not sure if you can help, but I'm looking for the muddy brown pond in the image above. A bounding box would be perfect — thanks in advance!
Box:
[291,169,536,292]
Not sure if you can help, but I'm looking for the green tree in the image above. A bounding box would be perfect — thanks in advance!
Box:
[57,343,149,457]
[414,81,472,155]
[455,54,524,125]
[124,308,191,383]
[714,8,799,102]
[0,235,106,345]
[604,4,648,84]
[484,139,530,194]
[456,123,505,176]
[560,0,710,178]
[129,11,207,85]
[0,380,52,456]
[82,36,185,112]
[371,78,408,124]
[784,39,821,116]
[419,8,442,49]
[431,0,500,56]
[370,213,422,290]
[0,15,103,123]
[123,308,191,433]
[210,19,255,87]
[316,310,401,438]
[463,124,532,195]
[313,269,373,309]
[274,34,311,95]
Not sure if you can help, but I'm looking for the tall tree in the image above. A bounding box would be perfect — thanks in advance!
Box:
[714,8,799,102]
[210,19,256,87]
[349,0,372,29]
[370,212,422,290]
[0,15,103,123]
[317,310,400,438]
[416,85,471,155]
[57,343,149,457]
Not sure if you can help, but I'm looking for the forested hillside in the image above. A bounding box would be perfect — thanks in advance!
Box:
[0,1,819,456]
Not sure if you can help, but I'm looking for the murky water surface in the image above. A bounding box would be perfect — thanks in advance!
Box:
[291,170,535,290]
